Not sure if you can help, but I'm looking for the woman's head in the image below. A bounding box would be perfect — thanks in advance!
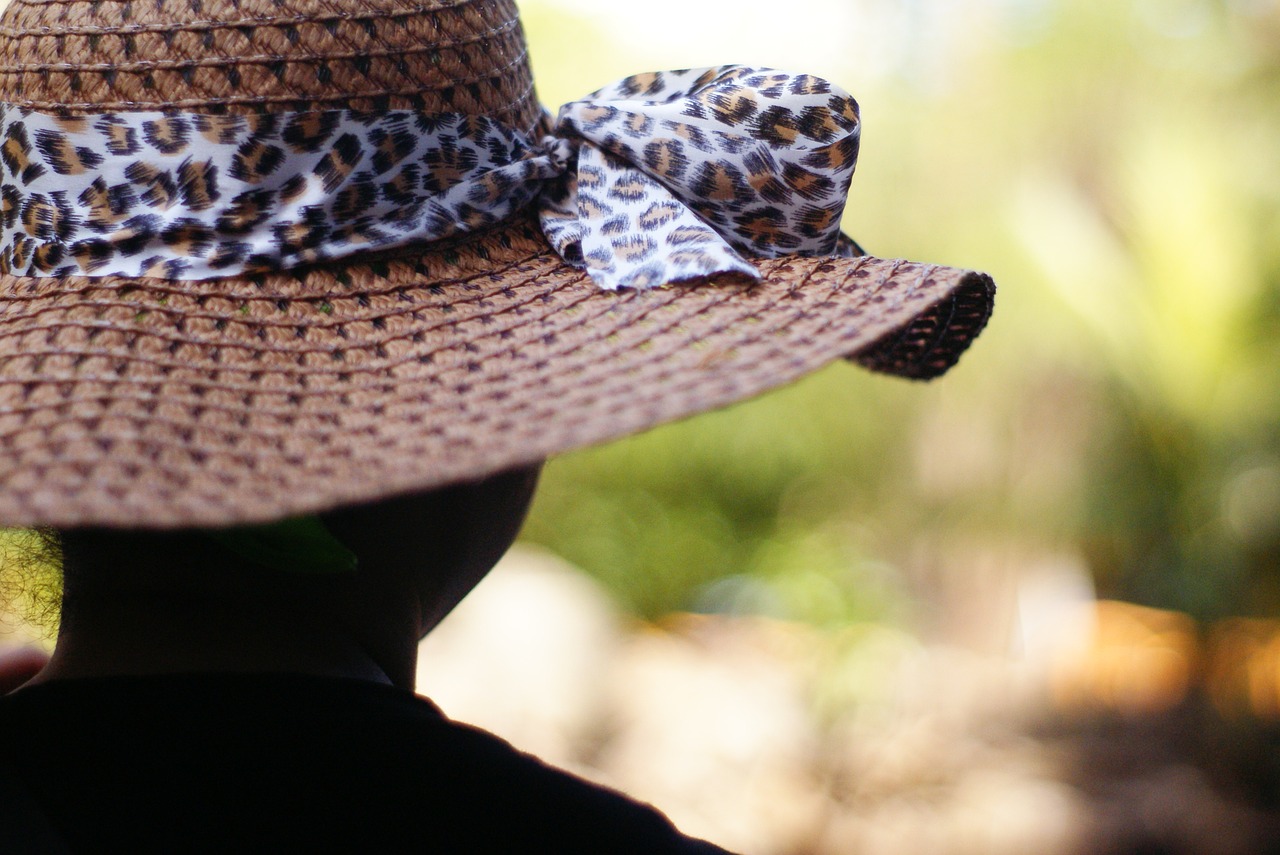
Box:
[0,0,993,668]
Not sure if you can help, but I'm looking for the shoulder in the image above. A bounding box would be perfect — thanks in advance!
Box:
[367,693,737,854]
[1,674,738,855]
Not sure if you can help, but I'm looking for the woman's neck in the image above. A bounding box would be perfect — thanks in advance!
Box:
[29,576,421,691]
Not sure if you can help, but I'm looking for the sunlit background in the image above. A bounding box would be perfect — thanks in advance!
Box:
[4,0,1280,852]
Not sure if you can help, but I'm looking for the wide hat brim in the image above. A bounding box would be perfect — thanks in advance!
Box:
[0,213,993,528]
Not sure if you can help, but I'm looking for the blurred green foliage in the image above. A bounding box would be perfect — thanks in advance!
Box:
[519,0,1280,624]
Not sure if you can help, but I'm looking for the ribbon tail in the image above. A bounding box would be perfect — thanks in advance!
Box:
[835,231,866,258]
[544,145,759,291]
[537,168,588,268]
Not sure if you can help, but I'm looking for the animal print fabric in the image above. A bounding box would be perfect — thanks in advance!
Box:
[0,66,861,291]
[0,109,559,280]
[541,67,862,288]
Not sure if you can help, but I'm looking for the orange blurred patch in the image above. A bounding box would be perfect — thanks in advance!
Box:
[1206,618,1280,720]
[1050,600,1199,715]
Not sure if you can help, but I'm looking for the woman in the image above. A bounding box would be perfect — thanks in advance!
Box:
[0,0,994,849]
[6,469,764,852]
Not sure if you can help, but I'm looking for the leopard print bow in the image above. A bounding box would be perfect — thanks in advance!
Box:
[0,66,861,291]
[539,66,861,289]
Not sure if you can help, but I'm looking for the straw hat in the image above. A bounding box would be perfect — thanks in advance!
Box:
[0,0,995,528]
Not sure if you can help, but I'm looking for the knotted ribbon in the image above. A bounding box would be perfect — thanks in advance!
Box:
[0,66,861,291]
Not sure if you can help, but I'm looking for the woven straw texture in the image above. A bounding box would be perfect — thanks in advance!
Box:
[0,0,995,527]
[0,0,542,131]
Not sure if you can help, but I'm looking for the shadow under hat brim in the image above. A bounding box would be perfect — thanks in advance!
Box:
[0,214,994,528]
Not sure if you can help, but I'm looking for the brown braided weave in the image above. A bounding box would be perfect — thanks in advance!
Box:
[0,0,995,527]
[0,0,541,130]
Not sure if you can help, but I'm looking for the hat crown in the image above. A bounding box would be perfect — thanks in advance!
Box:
[0,0,541,132]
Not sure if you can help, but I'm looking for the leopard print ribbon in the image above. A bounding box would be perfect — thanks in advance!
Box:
[0,66,861,291]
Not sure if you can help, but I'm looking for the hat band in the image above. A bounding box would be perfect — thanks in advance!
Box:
[0,66,861,291]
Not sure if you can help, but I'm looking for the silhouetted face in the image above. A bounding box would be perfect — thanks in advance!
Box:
[56,464,543,643]
[320,463,543,636]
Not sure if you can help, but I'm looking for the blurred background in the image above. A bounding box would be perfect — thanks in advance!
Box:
[5,0,1280,852]
[519,0,1280,637]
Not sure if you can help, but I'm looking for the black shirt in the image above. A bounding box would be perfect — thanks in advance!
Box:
[0,674,735,854]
